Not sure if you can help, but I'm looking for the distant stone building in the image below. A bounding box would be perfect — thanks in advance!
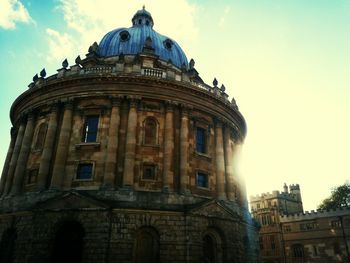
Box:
[280,207,350,263]
[0,8,258,263]
[250,184,303,263]
[250,184,350,263]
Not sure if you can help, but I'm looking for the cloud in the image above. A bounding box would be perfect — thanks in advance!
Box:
[46,0,198,65]
[46,28,76,62]
[0,0,33,29]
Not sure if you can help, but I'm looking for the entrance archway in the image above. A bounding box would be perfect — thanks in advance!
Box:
[51,221,85,263]
[202,229,224,263]
[0,227,17,263]
[133,227,159,263]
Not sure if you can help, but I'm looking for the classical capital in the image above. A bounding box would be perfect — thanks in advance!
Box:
[110,96,123,107]
[164,100,175,112]
[213,117,224,127]
[127,96,141,107]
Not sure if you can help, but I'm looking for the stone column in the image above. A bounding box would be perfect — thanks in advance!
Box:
[163,101,174,192]
[11,114,35,195]
[50,102,73,189]
[224,125,235,201]
[36,105,58,190]
[103,98,121,188]
[3,123,26,195]
[215,120,226,200]
[123,98,138,187]
[233,143,247,207]
[0,128,16,195]
[180,106,189,194]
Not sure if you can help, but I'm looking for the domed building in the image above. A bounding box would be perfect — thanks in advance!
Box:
[0,8,258,263]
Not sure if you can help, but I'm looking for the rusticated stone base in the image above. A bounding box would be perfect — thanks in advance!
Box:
[0,191,259,263]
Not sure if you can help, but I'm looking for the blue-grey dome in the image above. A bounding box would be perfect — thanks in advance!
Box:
[98,7,188,69]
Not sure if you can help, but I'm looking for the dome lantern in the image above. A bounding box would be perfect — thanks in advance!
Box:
[132,6,154,28]
[98,7,188,69]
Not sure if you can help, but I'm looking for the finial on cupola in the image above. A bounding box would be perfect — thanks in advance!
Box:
[62,58,69,69]
[189,59,195,69]
[40,68,46,78]
[33,74,39,82]
[213,78,218,87]
[220,84,226,92]
[75,56,82,65]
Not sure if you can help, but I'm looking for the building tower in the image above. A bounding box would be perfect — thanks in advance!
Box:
[0,8,258,263]
[250,184,304,263]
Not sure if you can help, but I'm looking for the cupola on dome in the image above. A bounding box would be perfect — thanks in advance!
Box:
[97,7,188,69]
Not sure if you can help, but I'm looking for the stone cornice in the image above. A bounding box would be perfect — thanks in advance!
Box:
[11,75,247,138]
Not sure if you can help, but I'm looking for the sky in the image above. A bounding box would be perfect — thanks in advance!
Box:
[0,0,349,212]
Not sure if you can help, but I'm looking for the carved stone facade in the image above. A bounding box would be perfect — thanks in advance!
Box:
[0,8,258,263]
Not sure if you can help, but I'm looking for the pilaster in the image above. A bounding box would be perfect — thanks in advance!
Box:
[163,101,175,192]
[103,97,121,188]
[123,97,139,187]
[224,125,235,201]
[180,104,190,194]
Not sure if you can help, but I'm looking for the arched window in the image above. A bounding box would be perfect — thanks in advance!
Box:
[292,244,304,261]
[133,227,159,263]
[51,221,85,263]
[0,227,17,263]
[143,118,158,145]
[82,116,99,143]
[34,122,47,151]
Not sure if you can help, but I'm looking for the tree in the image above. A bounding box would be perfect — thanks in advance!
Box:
[318,182,350,210]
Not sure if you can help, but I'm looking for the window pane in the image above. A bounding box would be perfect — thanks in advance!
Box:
[143,165,155,180]
[197,172,208,188]
[196,127,206,153]
[83,116,99,142]
[77,164,93,180]
[144,119,157,145]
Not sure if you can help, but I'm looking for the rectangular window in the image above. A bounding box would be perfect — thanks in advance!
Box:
[142,164,156,180]
[196,127,206,154]
[284,225,291,232]
[197,172,208,188]
[76,163,93,180]
[300,222,319,231]
[331,220,342,228]
[82,116,99,142]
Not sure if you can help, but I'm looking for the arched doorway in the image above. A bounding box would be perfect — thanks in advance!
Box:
[202,229,224,263]
[203,234,217,263]
[51,221,85,263]
[133,227,159,263]
[0,227,17,263]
